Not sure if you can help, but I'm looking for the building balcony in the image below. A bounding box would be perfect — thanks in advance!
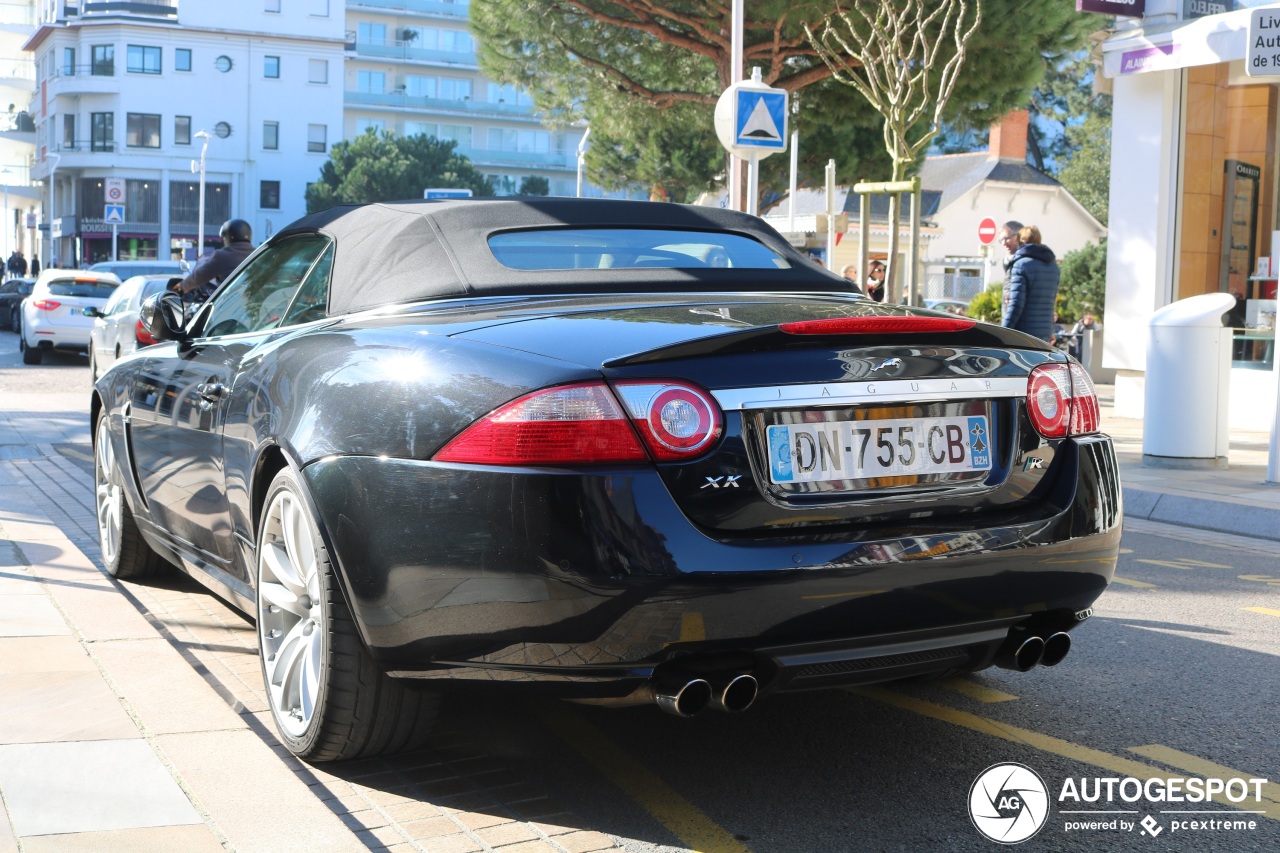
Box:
[0,56,34,86]
[347,0,469,20]
[345,89,540,121]
[41,66,119,97]
[455,145,571,171]
[345,38,477,69]
[63,0,178,21]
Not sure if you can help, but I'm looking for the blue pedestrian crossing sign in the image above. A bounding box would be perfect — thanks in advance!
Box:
[104,204,125,223]
[735,89,787,151]
[714,73,788,160]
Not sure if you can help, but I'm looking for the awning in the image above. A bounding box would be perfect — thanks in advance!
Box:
[1101,9,1252,78]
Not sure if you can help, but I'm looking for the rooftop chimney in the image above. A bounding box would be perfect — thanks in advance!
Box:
[988,110,1029,162]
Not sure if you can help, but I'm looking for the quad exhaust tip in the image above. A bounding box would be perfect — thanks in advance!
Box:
[1040,632,1071,667]
[710,674,758,713]
[653,677,713,717]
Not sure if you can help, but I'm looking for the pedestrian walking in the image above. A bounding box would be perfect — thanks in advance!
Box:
[1002,225,1060,342]
[29,255,38,277]
[839,263,864,295]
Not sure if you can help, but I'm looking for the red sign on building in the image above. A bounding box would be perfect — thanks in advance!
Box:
[978,217,998,245]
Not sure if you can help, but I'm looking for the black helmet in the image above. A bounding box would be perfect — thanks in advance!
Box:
[219,218,252,245]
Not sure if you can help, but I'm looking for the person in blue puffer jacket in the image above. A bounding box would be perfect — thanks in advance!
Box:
[1002,224,1060,342]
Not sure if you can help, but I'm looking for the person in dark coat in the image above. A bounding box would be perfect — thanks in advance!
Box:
[30,255,39,277]
[174,219,255,302]
[1002,225,1060,342]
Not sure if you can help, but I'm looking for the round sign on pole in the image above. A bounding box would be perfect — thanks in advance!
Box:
[978,217,998,245]
[104,178,126,204]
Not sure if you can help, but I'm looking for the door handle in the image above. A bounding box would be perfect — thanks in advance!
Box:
[197,382,225,402]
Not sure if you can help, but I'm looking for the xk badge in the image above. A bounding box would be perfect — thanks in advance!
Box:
[702,475,742,489]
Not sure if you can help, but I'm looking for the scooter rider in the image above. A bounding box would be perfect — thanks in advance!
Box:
[173,219,255,303]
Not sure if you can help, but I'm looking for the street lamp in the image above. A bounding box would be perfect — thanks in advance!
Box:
[191,130,211,260]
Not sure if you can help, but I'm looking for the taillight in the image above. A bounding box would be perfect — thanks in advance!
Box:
[611,381,723,460]
[32,300,61,311]
[1026,363,1100,438]
[135,319,157,347]
[434,382,647,465]
[779,316,975,335]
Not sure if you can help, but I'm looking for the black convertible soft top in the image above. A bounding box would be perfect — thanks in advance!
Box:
[277,198,853,315]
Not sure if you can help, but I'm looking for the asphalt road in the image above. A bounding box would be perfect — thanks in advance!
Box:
[2,327,1278,852]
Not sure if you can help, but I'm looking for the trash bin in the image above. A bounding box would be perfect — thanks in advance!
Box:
[1143,292,1236,469]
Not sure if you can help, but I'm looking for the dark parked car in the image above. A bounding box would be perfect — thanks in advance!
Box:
[0,277,34,331]
[91,199,1121,762]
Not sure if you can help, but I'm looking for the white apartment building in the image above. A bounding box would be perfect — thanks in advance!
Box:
[0,1,37,263]
[342,0,587,197]
[25,0,344,265]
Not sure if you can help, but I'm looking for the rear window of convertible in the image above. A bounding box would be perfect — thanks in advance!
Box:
[487,228,791,271]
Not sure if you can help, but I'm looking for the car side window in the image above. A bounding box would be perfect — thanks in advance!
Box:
[201,235,329,338]
[103,282,138,316]
[281,244,332,327]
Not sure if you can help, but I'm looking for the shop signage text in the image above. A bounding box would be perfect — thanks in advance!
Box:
[1077,0,1145,18]
[1120,44,1180,74]
[1247,7,1280,77]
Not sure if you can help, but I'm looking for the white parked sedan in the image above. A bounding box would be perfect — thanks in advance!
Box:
[86,274,183,380]
[19,270,121,364]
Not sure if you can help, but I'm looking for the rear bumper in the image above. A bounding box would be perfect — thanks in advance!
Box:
[304,435,1120,695]
[28,323,91,350]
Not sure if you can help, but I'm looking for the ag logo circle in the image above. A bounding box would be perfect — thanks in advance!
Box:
[968,762,1050,844]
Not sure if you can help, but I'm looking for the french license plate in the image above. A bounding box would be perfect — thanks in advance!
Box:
[767,415,992,484]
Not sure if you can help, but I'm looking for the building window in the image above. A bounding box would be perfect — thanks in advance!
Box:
[215,55,233,73]
[263,121,279,150]
[405,75,435,98]
[127,45,161,75]
[170,182,232,228]
[175,48,191,72]
[404,120,436,137]
[439,124,471,148]
[260,180,281,209]
[357,23,386,45]
[438,77,471,100]
[62,114,75,148]
[126,113,161,148]
[175,115,191,145]
[91,45,114,76]
[264,55,279,78]
[308,59,327,84]
[356,118,385,135]
[357,70,384,94]
[91,112,113,151]
[307,124,326,153]
[62,47,75,76]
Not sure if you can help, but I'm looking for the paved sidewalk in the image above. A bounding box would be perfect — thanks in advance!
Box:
[0,388,1277,852]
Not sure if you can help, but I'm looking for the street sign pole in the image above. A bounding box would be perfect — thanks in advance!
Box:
[112,223,117,261]
[730,0,744,211]
[825,160,837,272]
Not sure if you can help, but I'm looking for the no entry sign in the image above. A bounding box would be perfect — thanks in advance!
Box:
[978,217,998,245]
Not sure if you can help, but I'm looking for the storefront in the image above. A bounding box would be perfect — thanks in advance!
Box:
[1102,0,1278,430]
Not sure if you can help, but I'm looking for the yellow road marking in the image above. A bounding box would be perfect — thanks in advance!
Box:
[1110,576,1157,589]
[1127,745,1280,805]
[938,678,1018,703]
[1135,558,1233,570]
[800,589,886,601]
[1243,606,1280,618]
[1239,575,1280,586]
[533,703,752,853]
[848,687,1280,821]
[679,613,705,642]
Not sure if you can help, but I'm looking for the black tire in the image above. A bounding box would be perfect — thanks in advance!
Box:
[256,467,438,761]
[20,334,40,365]
[94,409,167,578]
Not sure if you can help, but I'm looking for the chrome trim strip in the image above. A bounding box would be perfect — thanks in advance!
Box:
[712,376,1029,410]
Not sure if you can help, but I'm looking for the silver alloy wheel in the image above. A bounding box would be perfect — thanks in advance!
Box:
[94,416,123,567]
[258,488,325,739]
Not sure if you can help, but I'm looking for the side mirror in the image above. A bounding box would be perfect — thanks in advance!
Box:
[82,306,103,318]
[139,292,189,346]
